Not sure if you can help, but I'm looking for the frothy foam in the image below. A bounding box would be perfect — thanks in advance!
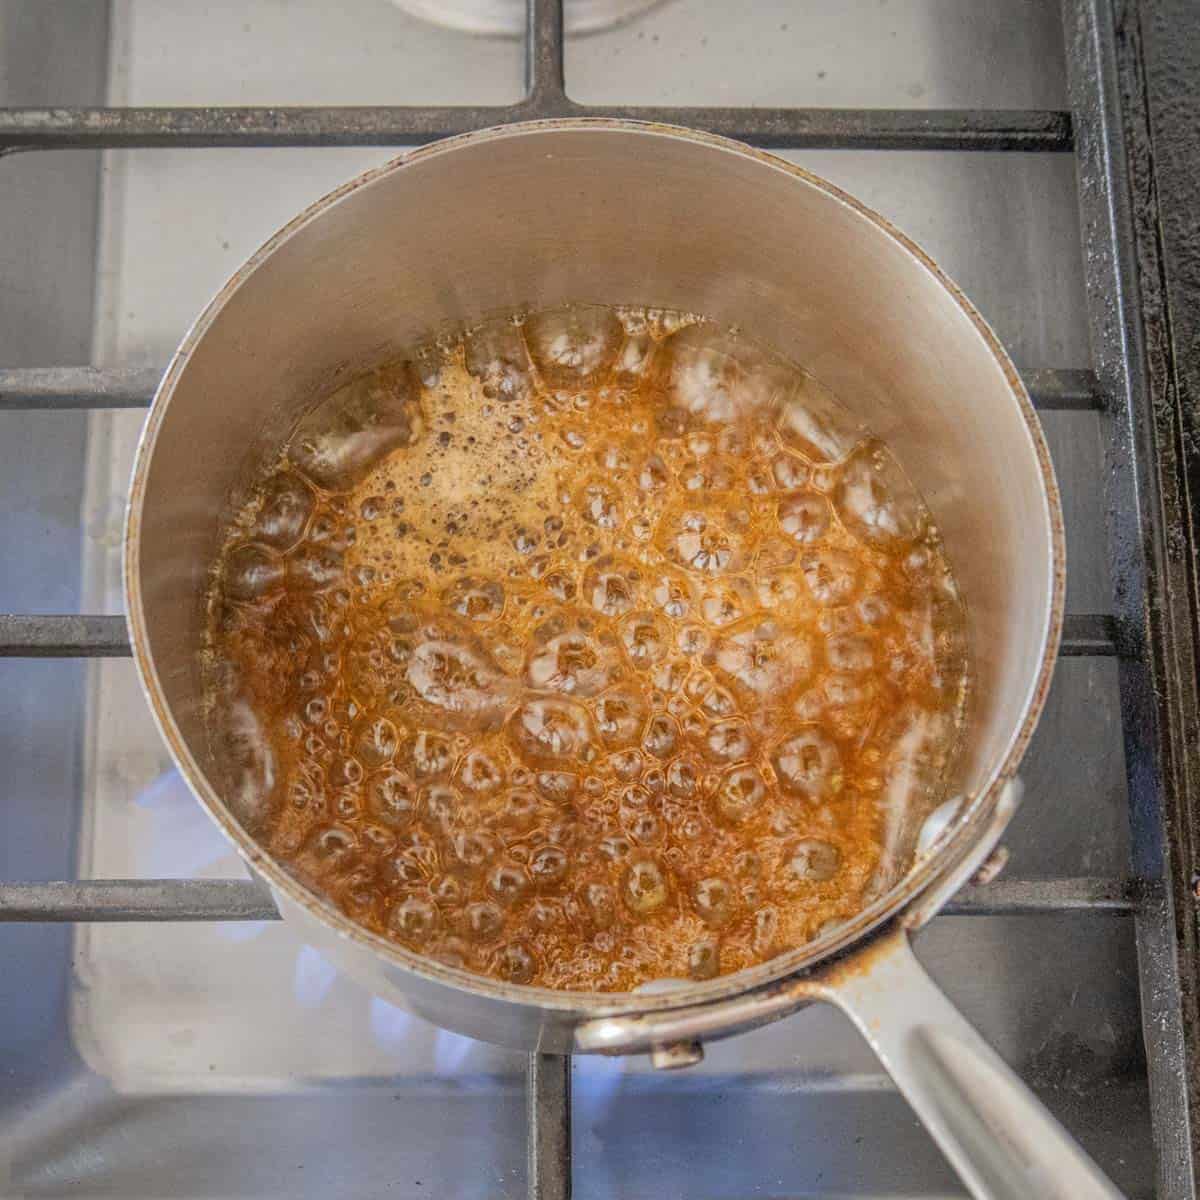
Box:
[205,305,969,992]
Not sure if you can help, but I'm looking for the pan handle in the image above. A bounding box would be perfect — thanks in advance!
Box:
[576,780,1124,1196]
[811,925,1124,1200]
[580,927,1125,1199]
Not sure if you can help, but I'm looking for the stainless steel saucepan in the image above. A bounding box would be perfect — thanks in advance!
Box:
[125,120,1120,1199]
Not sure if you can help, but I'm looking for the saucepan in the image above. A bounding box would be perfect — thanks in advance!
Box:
[125,120,1120,1198]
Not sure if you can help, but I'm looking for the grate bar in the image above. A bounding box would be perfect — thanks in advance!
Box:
[0,876,1133,922]
[527,1052,572,1200]
[0,612,1118,657]
[0,366,163,410]
[1017,367,1104,411]
[0,105,1073,155]
[526,0,566,103]
[0,365,1101,412]
[0,614,130,657]
[1059,612,1118,655]
[1065,0,1198,1190]
[0,879,279,922]
[940,875,1134,915]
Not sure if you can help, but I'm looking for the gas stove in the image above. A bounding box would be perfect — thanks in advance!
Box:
[1,2,1196,1195]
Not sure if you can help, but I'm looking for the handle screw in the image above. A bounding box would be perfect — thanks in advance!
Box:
[650,1040,704,1070]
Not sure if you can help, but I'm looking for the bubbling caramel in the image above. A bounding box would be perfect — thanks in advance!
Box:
[205,305,969,991]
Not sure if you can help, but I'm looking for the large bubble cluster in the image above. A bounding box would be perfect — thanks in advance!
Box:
[206,305,969,991]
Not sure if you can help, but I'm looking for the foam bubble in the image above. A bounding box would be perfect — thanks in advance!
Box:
[352,715,399,769]
[710,618,813,703]
[833,442,925,548]
[526,612,621,696]
[623,858,669,915]
[594,690,647,749]
[583,557,640,617]
[457,748,504,795]
[253,472,316,550]
[287,545,344,592]
[578,478,622,529]
[774,374,863,463]
[405,626,510,727]
[785,838,841,882]
[443,576,505,622]
[536,771,578,804]
[289,363,424,491]
[463,318,535,404]
[408,730,454,779]
[693,876,734,927]
[657,323,799,428]
[752,905,781,957]
[772,728,843,801]
[613,331,658,386]
[524,305,624,389]
[225,544,285,602]
[218,698,279,831]
[659,509,742,576]
[386,902,439,945]
[465,899,504,941]
[777,492,831,544]
[529,843,570,887]
[367,770,417,828]
[450,830,497,874]
[799,548,860,607]
[642,713,680,760]
[496,941,537,984]
[620,611,670,667]
[688,937,721,980]
[704,719,754,765]
[487,862,530,906]
[509,697,595,764]
[826,634,876,676]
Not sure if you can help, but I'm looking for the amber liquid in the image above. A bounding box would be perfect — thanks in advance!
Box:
[206,305,969,991]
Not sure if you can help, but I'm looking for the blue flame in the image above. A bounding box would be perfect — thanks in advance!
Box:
[292,944,339,1009]
[433,1027,478,1073]
[369,995,415,1049]
[134,768,231,876]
